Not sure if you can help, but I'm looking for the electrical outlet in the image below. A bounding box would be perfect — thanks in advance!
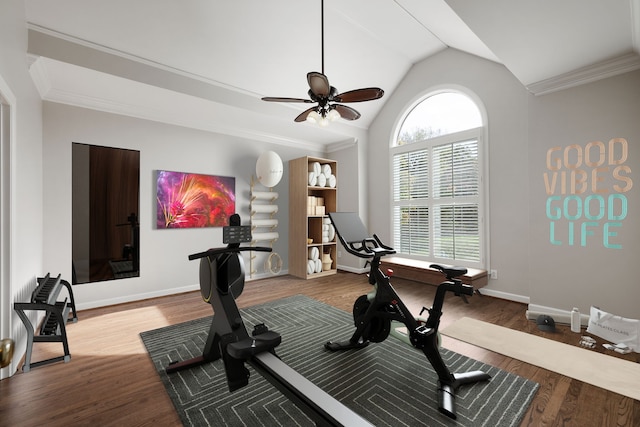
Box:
[490,269,498,280]
[337,251,342,258]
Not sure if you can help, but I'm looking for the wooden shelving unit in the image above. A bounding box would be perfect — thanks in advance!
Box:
[289,156,338,279]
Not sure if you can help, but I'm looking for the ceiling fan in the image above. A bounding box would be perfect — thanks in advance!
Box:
[261,0,384,125]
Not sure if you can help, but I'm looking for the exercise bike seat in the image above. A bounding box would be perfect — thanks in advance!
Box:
[227,331,282,360]
[430,264,467,280]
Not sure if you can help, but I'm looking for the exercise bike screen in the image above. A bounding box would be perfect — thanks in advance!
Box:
[329,212,371,244]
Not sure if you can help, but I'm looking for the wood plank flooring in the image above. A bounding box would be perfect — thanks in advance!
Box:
[1,271,638,426]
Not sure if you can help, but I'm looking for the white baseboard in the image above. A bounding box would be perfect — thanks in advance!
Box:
[526,303,589,326]
[247,268,289,281]
[479,288,530,304]
[336,265,368,274]
[76,284,200,310]
[75,270,290,310]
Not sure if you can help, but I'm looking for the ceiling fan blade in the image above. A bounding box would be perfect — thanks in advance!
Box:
[262,97,313,103]
[333,104,361,121]
[334,87,384,103]
[295,107,318,122]
[307,72,331,98]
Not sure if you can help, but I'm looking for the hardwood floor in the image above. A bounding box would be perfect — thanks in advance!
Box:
[1,271,638,426]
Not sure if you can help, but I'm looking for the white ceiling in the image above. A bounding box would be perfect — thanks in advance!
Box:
[23,0,640,148]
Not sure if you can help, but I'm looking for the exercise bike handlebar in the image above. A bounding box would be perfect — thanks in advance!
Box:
[188,246,271,261]
[342,234,396,259]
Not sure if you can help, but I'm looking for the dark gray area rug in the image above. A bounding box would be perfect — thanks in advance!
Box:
[141,295,538,426]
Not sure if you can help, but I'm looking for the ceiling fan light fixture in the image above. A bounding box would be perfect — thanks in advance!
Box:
[306,110,321,124]
[327,108,341,122]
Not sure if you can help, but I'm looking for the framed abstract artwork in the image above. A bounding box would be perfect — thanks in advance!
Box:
[156,170,235,229]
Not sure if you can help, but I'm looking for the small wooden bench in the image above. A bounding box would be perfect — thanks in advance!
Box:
[380,257,488,289]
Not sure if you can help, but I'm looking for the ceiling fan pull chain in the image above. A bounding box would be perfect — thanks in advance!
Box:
[321,0,324,75]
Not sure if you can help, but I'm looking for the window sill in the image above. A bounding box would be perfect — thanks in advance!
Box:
[379,256,488,288]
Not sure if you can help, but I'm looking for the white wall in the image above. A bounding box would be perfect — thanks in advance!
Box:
[0,0,45,378]
[368,49,531,301]
[42,103,327,309]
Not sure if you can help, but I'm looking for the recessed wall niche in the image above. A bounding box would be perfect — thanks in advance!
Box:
[72,143,140,284]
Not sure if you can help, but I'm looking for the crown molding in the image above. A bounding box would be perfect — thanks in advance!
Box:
[27,54,51,98]
[527,52,640,96]
[26,24,256,98]
[26,27,362,150]
[35,80,323,151]
[326,138,358,153]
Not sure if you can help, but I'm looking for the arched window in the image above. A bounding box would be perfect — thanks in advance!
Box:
[391,91,486,267]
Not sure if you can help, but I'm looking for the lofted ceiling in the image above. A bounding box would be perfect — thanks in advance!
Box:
[23,0,640,148]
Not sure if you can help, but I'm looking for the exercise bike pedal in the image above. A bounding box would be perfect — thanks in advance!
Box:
[324,340,370,351]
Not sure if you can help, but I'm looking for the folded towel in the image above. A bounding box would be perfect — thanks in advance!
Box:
[309,162,321,176]
[328,225,335,241]
[308,246,319,260]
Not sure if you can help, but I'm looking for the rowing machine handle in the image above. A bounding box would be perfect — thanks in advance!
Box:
[188,246,271,261]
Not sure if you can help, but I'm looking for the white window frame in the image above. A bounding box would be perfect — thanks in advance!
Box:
[390,90,489,270]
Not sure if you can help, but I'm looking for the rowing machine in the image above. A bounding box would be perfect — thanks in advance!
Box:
[166,214,373,427]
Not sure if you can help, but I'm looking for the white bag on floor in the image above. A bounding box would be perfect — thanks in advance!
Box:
[586,306,640,352]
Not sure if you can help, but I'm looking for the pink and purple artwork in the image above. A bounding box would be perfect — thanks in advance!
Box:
[156,170,235,229]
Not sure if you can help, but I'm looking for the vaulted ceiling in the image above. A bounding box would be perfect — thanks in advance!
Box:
[24,0,640,148]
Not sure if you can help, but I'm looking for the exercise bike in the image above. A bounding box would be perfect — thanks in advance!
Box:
[325,212,491,420]
[166,214,373,427]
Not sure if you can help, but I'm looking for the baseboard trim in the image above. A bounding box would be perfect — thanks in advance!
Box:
[526,303,589,326]
[479,288,530,304]
[336,265,368,274]
[76,284,200,311]
[76,270,290,310]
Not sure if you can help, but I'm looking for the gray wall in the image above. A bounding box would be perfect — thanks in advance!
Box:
[329,140,369,271]
[369,49,531,300]
[42,103,329,309]
[368,48,640,318]
[528,70,640,317]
